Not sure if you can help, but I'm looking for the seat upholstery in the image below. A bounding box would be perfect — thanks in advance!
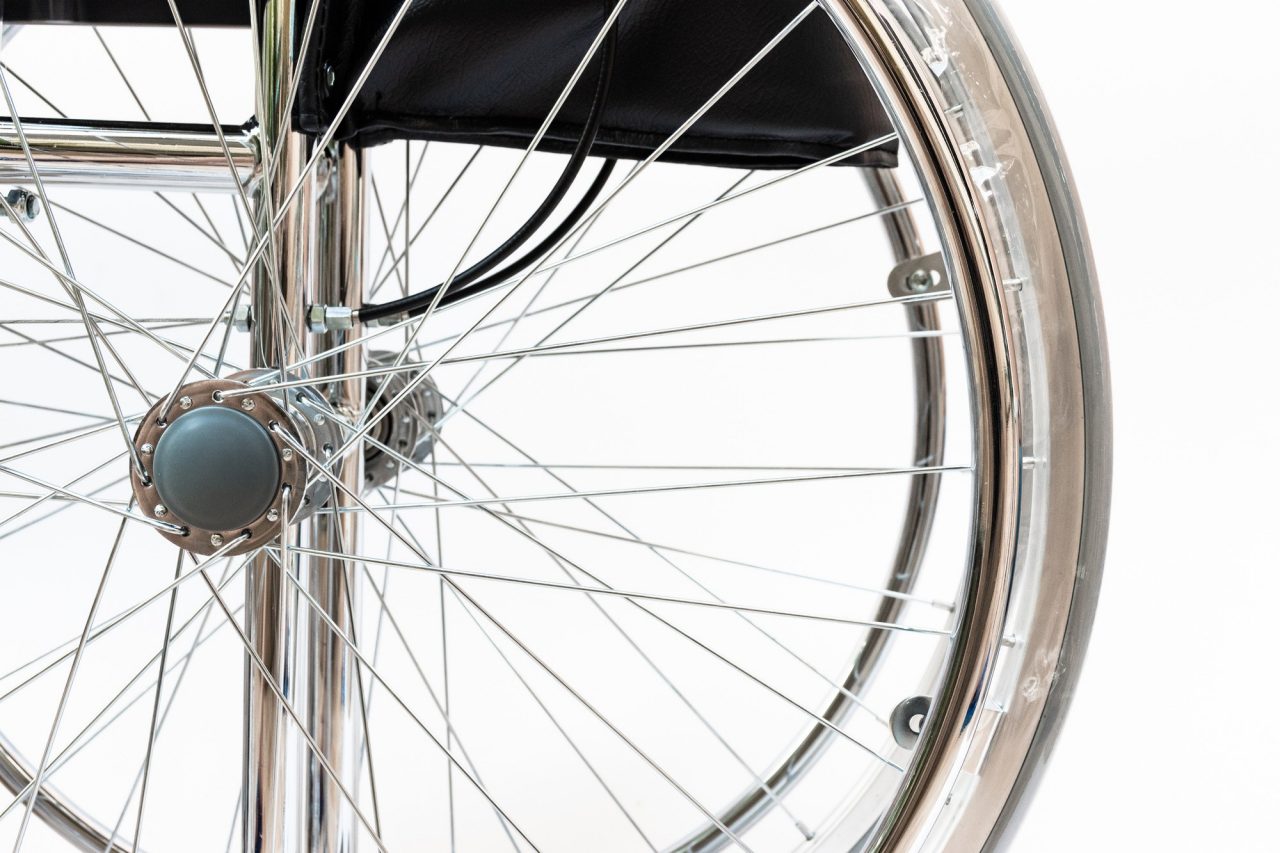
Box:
[8,0,898,169]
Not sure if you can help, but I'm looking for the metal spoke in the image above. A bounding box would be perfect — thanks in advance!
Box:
[405,428,816,839]
[52,199,235,288]
[0,416,138,464]
[0,464,183,533]
[152,194,246,274]
[0,562,245,828]
[340,462,969,510]
[444,581,659,850]
[264,564,539,851]
[445,581,754,852]
[368,143,430,292]
[348,5,819,467]
[0,536,249,708]
[0,323,151,399]
[476,132,899,296]
[0,449,128,533]
[290,544,944,635]
[10,513,128,853]
[342,432,909,768]
[0,274,228,371]
[444,502,950,608]
[353,0,632,434]
[366,145,480,301]
[0,67,150,479]
[0,318,209,352]
[195,570,395,853]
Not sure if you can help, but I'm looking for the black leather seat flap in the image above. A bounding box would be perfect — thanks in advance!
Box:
[7,0,898,170]
[296,0,897,169]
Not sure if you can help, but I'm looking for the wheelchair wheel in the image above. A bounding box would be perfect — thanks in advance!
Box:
[0,1,1109,850]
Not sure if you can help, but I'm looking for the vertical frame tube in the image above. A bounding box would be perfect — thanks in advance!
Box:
[247,2,365,850]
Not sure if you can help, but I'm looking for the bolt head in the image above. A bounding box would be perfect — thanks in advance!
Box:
[906,269,934,293]
[281,447,294,461]
[267,508,280,522]
[232,304,253,332]
[241,397,256,412]
[313,413,326,425]
[154,504,168,518]
[140,443,154,454]
[178,396,193,410]
[209,533,224,547]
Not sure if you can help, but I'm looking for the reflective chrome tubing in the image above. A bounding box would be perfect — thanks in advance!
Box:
[244,1,366,851]
[0,120,256,191]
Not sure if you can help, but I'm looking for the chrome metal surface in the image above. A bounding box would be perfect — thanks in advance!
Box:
[243,1,306,849]
[0,187,38,220]
[361,351,443,491]
[0,119,256,191]
[814,0,1107,849]
[887,251,947,297]
[300,141,367,853]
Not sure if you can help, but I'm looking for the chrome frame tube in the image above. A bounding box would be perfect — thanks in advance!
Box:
[300,143,366,853]
[245,2,364,852]
[0,119,256,191]
[243,0,304,847]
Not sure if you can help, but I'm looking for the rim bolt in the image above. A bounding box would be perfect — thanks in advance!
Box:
[267,508,280,522]
[313,413,326,425]
[178,396,193,410]
[140,443,154,454]
[209,533,224,547]
[281,447,294,461]
[241,397,256,412]
[154,504,168,518]
[906,269,933,293]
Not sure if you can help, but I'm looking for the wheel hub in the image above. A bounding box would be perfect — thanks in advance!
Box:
[150,406,281,532]
[363,351,444,489]
[130,372,337,555]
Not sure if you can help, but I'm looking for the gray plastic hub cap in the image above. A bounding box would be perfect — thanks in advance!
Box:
[152,406,281,532]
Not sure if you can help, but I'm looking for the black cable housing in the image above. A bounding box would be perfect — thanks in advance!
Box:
[359,3,619,323]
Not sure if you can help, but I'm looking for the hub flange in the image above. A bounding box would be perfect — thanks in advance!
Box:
[131,374,312,555]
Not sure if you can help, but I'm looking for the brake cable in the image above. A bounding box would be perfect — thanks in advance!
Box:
[356,2,620,325]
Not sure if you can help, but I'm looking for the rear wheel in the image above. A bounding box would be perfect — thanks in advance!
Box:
[0,1,1108,850]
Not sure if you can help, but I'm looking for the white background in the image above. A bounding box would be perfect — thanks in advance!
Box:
[995,1,1280,850]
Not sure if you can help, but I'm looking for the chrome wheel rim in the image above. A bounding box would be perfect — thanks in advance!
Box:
[0,1,1108,849]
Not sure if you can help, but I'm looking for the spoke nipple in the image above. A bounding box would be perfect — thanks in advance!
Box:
[267,508,280,522]
[211,391,225,404]
[154,504,168,518]
[209,533,224,547]
[179,396,193,410]
[241,397,256,412]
